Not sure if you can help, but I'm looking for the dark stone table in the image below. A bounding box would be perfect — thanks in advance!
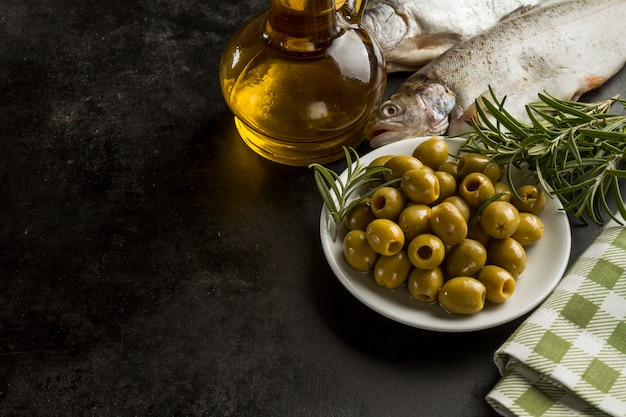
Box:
[1,1,624,416]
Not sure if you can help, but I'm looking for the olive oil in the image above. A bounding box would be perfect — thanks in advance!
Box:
[219,0,386,166]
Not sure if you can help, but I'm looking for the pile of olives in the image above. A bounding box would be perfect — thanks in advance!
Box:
[342,137,546,315]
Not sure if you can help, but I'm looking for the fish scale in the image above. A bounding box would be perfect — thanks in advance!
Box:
[365,0,626,148]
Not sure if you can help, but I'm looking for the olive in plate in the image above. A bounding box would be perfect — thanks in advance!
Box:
[411,137,449,170]
[344,198,376,232]
[511,212,544,245]
[445,238,487,278]
[438,276,487,315]
[407,233,446,270]
[477,265,516,303]
[401,169,440,204]
[397,204,432,241]
[366,219,405,256]
[408,267,444,303]
[511,184,547,215]
[383,155,424,182]
[373,250,412,289]
[458,172,496,208]
[457,153,501,183]
[429,201,468,246]
[370,186,406,220]
[479,201,520,239]
[487,237,527,278]
[343,230,379,271]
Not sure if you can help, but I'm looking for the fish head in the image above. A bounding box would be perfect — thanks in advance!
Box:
[365,79,457,148]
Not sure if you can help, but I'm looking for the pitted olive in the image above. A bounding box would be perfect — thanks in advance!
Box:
[345,198,376,231]
[487,237,526,278]
[445,238,487,278]
[412,137,450,170]
[511,212,544,245]
[343,230,379,271]
[383,155,424,182]
[467,220,492,248]
[398,204,431,241]
[438,160,459,180]
[370,186,406,220]
[493,181,512,202]
[368,154,395,187]
[459,172,496,208]
[407,233,446,270]
[373,250,412,289]
[477,265,516,303]
[366,219,405,256]
[442,195,471,222]
[401,169,440,204]
[434,171,457,204]
[512,184,547,215]
[438,276,486,315]
[457,153,502,183]
[429,201,468,246]
[479,201,520,239]
[408,267,444,303]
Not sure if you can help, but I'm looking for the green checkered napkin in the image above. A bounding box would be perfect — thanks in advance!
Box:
[486,217,626,417]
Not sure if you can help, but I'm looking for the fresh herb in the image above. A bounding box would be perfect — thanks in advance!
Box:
[309,147,400,241]
[460,90,626,225]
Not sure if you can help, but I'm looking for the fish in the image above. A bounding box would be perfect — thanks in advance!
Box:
[361,0,559,73]
[365,0,626,148]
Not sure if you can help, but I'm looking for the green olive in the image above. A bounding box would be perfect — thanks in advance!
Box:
[442,195,471,222]
[370,186,406,220]
[457,153,501,183]
[487,237,526,278]
[397,204,431,241]
[438,160,459,180]
[407,233,446,270]
[401,169,440,204]
[408,267,444,303]
[366,218,405,256]
[445,238,487,278]
[383,155,424,182]
[434,171,457,204]
[493,181,512,202]
[344,198,377,231]
[512,184,547,215]
[343,230,379,271]
[438,276,486,315]
[429,202,468,246]
[373,250,412,289]
[479,201,520,239]
[467,220,492,248]
[411,137,450,170]
[458,172,496,208]
[370,154,394,167]
[511,212,544,245]
[368,154,395,187]
[477,265,516,303]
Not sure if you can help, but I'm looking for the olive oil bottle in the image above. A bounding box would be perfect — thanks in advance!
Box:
[219,0,386,166]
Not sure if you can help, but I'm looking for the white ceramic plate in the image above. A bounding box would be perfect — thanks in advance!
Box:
[320,137,571,332]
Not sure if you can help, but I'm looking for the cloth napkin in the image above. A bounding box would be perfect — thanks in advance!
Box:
[486,216,626,417]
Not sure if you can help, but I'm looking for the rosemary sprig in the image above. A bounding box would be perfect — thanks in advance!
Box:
[460,89,626,225]
[309,147,400,240]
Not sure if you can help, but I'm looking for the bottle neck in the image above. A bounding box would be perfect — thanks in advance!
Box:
[266,0,340,52]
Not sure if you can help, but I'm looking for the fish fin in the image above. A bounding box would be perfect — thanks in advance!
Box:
[447,104,477,136]
[584,75,607,91]
[385,33,462,72]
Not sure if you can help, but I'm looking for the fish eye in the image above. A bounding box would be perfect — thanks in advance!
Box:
[380,102,401,118]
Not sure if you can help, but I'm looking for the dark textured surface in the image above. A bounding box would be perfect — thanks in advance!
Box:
[1,1,624,416]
